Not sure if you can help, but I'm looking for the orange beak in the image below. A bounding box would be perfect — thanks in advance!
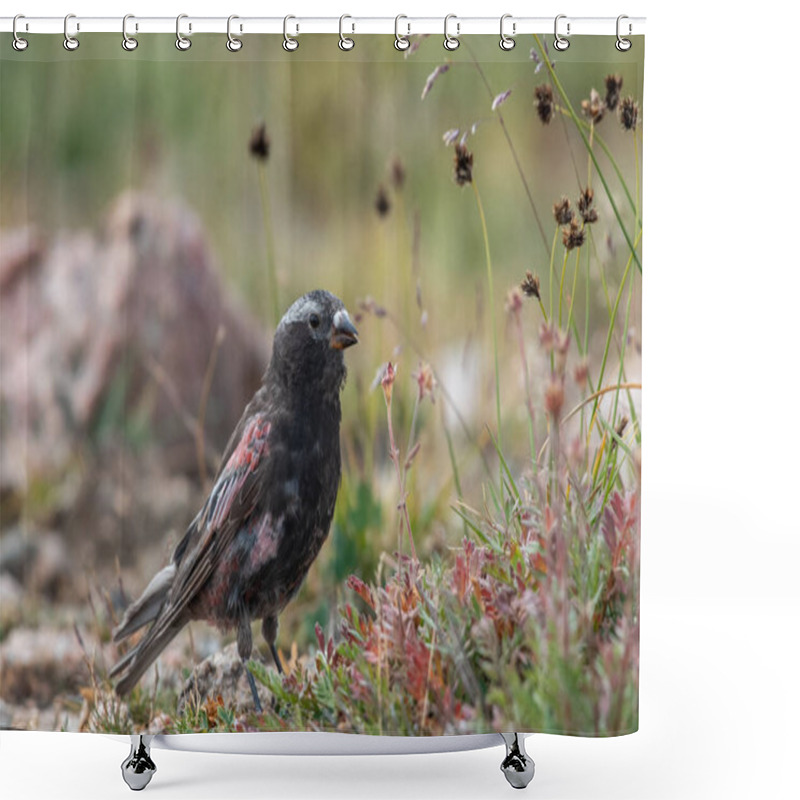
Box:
[330,309,359,349]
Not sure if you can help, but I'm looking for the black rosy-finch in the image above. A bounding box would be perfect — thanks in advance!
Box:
[110,290,358,710]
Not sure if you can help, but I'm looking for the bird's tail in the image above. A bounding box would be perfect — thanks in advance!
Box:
[110,563,182,696]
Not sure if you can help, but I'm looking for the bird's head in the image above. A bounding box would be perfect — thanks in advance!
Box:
[270,290,358,394]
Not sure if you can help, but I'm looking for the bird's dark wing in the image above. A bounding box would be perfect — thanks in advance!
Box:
[152,411,273,633]
[111,410,274,694]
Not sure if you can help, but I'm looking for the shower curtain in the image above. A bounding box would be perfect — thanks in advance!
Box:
[0,27,643,739]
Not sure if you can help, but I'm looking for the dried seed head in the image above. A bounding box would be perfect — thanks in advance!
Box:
[453,143,473,186]
[375,185,391,218]
[554,329,570,375]
[544,378,565,419]
[573,359,589,390]
[422,63,449,100]
[380,362,397,406]
[413,361,436,403]
[553,197,574,226]
[604,74,623,111]
[391,157,406,190]
[534,84,555,124]
[619,96,639,131]
[539,322,556,352]
[581,89,607,124]
[360,296,387,318]
[562,219,586,250]
[492,89,512,111]
[505,287,523,315]
[249,123,270,161]
[442,128,461,146]
[520,270,541,300]
[555,328,570,356]
[578,187,598,224]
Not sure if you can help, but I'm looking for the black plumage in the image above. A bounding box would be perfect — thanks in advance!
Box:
[110,290,358,705]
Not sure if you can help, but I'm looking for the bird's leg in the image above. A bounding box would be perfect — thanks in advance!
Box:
[262,616,283,712]
[262,616,282,673]
[269,642,284,675]
[237,616,263,713]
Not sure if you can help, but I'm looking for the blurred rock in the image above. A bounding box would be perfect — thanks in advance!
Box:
[0,627,89,706]
[0,527,73,601]
[0,191,269,496]
[177,641,271,714]
[0,527,36,581]
[0,572,24,630]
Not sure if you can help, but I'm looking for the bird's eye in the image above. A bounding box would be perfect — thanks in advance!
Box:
[309,313,321,329]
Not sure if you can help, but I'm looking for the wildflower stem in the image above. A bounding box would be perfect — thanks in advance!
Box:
[513,308,538,462]
[610,266,636,431]
[567,246,582,336]
[380,308,495,482]
[466,46,550,257]
[602,274,637,499]
[471,179,502,450]
[584,230,592,354]
[441,404,464,501]
[257,163,281,327]
[538,297,549,323]
[535,33,642,273]
[549,226,559,321]
[384,389,418,561]
[634,127,641,231]
[400,392,422,554]
[558,249,569,328]
[586,228,643,448]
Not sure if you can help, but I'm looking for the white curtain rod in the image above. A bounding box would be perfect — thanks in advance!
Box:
[0,15,645,37]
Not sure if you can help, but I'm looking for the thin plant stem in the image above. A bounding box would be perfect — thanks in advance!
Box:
[558,249,569,328]
[567,246,582,336]
[380,308,495,482]
[384,387,417,561]
[471,178,502,450]
[441,404,464,501]
[513,308,538,462]
[586,229,643,448]
[610,265,637,431]
[466,45,550,257]
[634,127,641,231]
[549,226,559,321]
[536,295,549,323]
